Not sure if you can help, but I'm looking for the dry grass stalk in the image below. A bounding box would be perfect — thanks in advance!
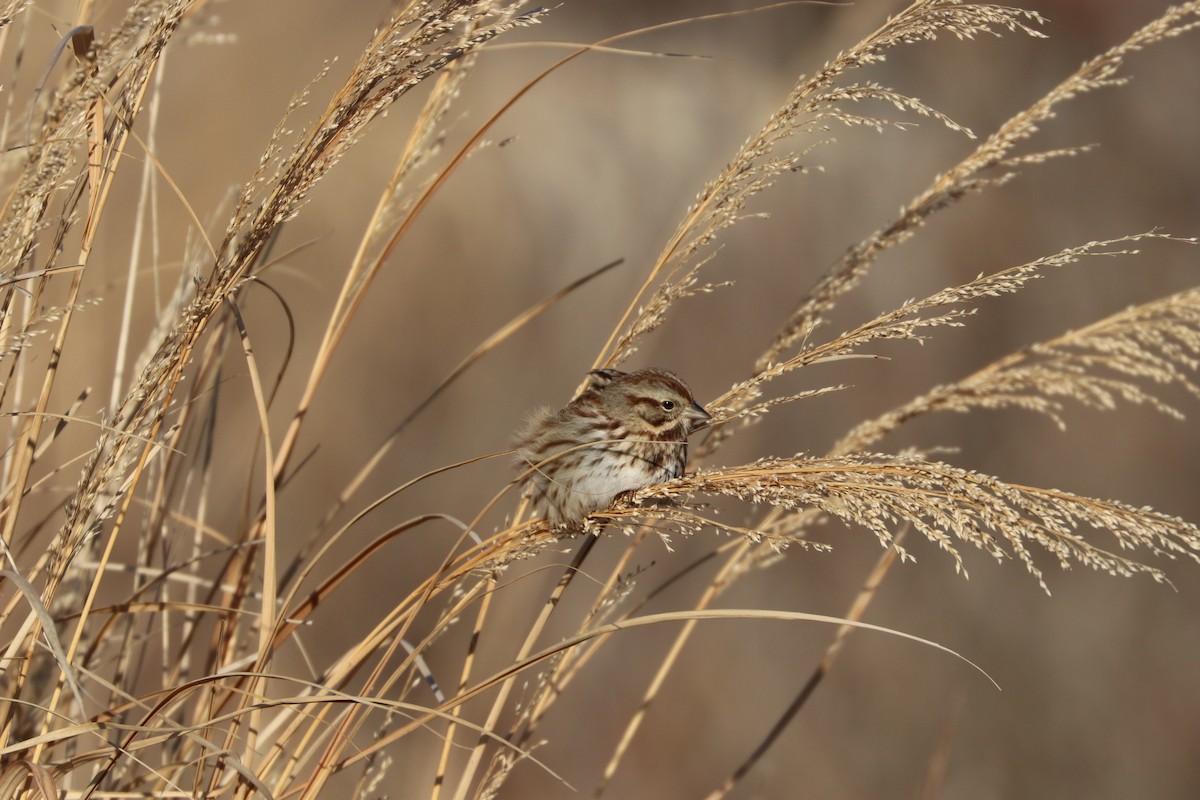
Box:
[0,1,1197,799]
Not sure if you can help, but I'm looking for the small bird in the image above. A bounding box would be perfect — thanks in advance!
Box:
[515,368,711,526]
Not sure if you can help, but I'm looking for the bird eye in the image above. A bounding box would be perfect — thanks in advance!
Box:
[661,400,675,410]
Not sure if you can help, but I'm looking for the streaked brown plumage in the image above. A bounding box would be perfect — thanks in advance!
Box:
[515,368,711,526]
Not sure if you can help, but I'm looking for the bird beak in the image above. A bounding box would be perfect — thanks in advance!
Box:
[685,402,712,431]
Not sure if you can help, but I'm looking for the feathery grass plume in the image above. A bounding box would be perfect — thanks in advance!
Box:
[51,0,543,604]
[598,0,1045,371]
[0,0,543,795]
[711,232,1198,449]
[487,4,1200,798]
[0,1,1197,798]
[627,455,1200,592]
[835,260,1200,454]
[0,1,198,750]
[761,3,1200,370]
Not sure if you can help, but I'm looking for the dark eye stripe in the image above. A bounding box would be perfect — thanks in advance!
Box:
[632,396,672,412]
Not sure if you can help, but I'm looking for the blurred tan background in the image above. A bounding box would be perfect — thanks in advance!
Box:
[20,0,1200,797]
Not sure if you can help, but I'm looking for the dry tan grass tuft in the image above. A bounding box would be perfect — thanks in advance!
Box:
[627,453,1200,590]
[0,1,1198,798]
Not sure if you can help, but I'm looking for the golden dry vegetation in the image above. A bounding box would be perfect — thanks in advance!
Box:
[0,1,1198,798]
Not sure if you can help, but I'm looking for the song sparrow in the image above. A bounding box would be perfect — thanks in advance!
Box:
[515,368,711,526]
